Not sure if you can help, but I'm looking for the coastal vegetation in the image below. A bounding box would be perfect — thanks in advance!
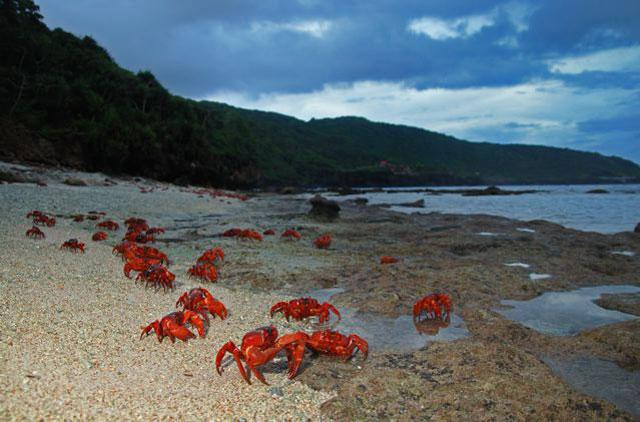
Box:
[2,0,640,187]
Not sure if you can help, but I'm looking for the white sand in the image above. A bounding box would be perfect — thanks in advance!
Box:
[0,179,334,420]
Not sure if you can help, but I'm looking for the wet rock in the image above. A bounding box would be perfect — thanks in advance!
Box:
[353,197,368,205]
[308,194,340,221]
[279,186,298,195]
[586,189,609,194]
[635,223,640,233]
[63,178,87,187]
[0,170,27,183]
[397,199,424,208]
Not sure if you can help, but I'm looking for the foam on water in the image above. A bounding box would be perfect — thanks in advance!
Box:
[611,250,635,257]
[516,228,536,233]
[505,262,531,268]
[529,273,552,281]
[495,285,640,336]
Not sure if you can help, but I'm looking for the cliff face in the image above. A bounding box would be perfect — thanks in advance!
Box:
[1,0,639,188]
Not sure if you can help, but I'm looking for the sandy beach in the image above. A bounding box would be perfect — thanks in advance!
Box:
[1,162,639,420]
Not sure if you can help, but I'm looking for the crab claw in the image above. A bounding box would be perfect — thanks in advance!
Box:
[349,334,368,360]
[140,321,162,341]
[216,341,250,384]
[183,310,206,337]
[269,302,289,320]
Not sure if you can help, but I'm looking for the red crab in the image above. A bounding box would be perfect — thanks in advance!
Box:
[281,229,302,240]
[25,226,45,239]
[239,229,263,241]
[215,326,306,384]
[222,228,242,237]
[97,220,119,231]
[112,240,137,258]
[135,263,175,291]
[196,247,225,264]
[380,256,398,264]
[60,239,85,253]
[33,214,56,227]
[413,317,451,336]
[188,261,218,282]
[92,231,108,241]
[119,243,169,265]
[176,287,228,322]
[124,230,155,244]
[263,229,275,236]
[146,227,165,235]
[124,217,149,232]
[72,214,85,222]
[123,257,163,278]
[292,330,368,361]
[140,310,205,343]
[270,298,341,324]
[413,293,452,321]
[26,210,44,219]
[313,234,332,249]
[86,215,100,221]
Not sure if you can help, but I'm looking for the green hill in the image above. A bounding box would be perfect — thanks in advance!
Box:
[2,0,639,187]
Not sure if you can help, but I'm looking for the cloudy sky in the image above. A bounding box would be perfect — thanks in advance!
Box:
[38,0,640,163]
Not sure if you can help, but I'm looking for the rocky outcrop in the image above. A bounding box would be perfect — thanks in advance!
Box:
[308,194,340,221]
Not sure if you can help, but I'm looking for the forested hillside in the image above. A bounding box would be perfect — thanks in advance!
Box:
[2,0,639,187]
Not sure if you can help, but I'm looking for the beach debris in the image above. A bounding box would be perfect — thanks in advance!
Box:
[216,325,306,384]
[140,311,205,343]
[25,226,45,239]
[270,298,341,324]
[176,287,228,322]
[281,228,302,240]
[60,239,85,253]
[135,263,175,291]
[308,194,340,221]
[413,293,452,322]
[92,231,107,241]
[380,256,398,264]
[313,234,332,249]
[96,220,119,231]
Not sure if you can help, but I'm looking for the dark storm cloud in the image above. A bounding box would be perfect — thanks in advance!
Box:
[36,0,640,162]
[38,0,638,97]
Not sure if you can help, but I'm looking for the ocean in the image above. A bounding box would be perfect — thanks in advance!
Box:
[328,184,640,234]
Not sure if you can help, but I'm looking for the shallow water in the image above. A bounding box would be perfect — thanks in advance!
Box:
[543,356,640,418]
[327,183,640,233]
[303,288,469,353]
[495,285,640,336]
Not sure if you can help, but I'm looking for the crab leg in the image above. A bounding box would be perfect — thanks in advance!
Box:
[216,341,250,383]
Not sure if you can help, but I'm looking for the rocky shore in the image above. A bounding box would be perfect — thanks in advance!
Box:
[0,162,639,420]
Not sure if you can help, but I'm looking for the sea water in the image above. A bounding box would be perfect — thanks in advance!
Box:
[327,184,640,234]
